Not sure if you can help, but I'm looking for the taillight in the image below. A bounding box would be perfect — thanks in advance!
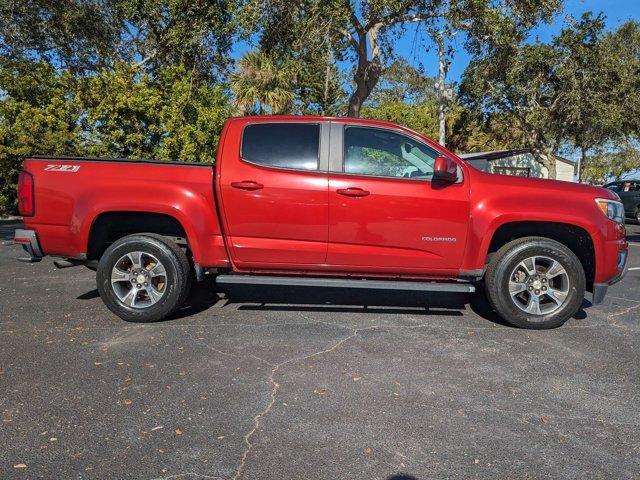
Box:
[17,171,35,216]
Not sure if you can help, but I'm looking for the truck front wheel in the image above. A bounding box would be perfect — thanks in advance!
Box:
[96,234,191,322]
[485,237,585,329]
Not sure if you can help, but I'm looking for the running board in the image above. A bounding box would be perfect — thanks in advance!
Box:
[216,275,475,293]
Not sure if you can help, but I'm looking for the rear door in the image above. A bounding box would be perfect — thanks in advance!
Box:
[218,121,329,268]
[326,123,470,274]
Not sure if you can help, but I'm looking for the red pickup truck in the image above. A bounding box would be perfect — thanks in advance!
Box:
[14,116,628,328]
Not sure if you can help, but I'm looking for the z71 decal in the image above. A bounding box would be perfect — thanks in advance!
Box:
[45,164,81,172]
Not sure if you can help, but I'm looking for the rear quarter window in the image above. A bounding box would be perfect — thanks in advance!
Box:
[241,123,320,171]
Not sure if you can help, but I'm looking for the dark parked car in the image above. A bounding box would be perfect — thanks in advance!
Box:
[604,180,640,222]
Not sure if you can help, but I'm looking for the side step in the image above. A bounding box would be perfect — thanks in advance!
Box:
[216,275,475,293]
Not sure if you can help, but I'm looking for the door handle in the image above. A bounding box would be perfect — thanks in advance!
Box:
[336,187,370,198]
[230,181,264,191]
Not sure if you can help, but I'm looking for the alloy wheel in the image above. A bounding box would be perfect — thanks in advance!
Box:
[110,251,167,308]
[508,255,570,316]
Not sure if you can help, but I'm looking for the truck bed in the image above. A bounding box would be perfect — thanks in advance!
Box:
[21,156,229,268]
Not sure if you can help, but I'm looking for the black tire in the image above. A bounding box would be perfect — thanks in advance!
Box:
[96,234,191,322]
[485,237,585,329]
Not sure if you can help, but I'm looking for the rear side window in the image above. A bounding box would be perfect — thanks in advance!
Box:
[241,123,320,171]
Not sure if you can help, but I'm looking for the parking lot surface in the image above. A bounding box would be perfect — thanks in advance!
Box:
[1,220,638,479]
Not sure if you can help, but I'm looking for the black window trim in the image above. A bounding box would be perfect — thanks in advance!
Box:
[339,124,442,182]
[239,121,327,173]
[492,166,532,177]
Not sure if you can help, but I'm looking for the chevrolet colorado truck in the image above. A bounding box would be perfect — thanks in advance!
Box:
[14,116,628,328]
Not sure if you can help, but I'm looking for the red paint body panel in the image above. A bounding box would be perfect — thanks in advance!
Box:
[21,159,229,267]
[21,115,627,287]
[327,174,469,271]
[215,118,328,266]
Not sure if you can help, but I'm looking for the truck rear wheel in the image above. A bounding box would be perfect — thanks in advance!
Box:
[485,237,585,329]
[96,234,191,322]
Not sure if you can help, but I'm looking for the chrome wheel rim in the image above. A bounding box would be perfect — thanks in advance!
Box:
[110,251,167,309]
[508,256,570,316]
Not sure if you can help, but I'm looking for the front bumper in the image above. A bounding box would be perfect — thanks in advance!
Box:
[592,248,628,305]
[14,229,43,262]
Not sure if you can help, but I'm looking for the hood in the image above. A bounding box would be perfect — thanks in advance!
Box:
[469,168,618,201]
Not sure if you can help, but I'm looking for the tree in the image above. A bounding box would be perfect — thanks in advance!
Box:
[0,0,117,73]
[113,0,239,78]
[581,146,640,185]
[243,0,562,121]
[421,0,561,146]
[0,59,84,213]
[0,59,231,214]
[78,63,231,160]
[0,0,241,78]
[562,18,640,180]
[461,14,640,179]
[362,60,523,152]
[229,51,297,114]
[242,0,345,115]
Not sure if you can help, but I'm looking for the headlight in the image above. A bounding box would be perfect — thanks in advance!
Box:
[595,198,625,223]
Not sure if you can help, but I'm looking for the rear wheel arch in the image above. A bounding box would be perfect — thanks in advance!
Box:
[87,211,190,261]
[484,221,595,291]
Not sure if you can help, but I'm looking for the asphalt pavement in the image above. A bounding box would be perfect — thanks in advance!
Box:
[1,220,638,479]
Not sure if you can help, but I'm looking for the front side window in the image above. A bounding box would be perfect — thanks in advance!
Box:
[241,123,319,171]
[606,182,621,192]
[343,126,438,179]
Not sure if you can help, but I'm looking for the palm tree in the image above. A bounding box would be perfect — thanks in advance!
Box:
[230,50,297,115]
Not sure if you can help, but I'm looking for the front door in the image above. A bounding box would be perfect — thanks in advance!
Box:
[218,121,328,268]
[327,124,470,274]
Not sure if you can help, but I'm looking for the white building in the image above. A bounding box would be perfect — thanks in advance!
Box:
[459,149,576,182]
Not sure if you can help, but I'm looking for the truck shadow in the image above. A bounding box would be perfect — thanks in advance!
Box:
[79,276,590,326]
[0,219,22,241]
[172,277,519,326]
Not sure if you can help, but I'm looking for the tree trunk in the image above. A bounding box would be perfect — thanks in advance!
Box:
[546,155,557,180]
[347,61,382,117]
[323,37,332,115]
[347,27,382,117]
[541,151,557,179]
[436,31,446,147]
[530,146,557,180]
[577,146,586,183]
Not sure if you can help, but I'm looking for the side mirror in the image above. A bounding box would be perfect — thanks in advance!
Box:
[433,156,458,184]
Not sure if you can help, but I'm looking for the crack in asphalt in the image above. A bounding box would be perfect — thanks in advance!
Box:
[607,303,640,331]
[182,309,640,480]
[232,327,360,480]
[152,472,225,480]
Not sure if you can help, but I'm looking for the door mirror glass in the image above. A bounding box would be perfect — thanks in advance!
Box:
[433,156,458,183]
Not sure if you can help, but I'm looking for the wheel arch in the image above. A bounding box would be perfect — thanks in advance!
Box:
[485,221,596,291]
[86,211,189,261]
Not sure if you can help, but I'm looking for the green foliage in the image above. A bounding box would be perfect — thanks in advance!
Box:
[229,51,297,114]
[0,0,240,77]
[0,60,84,213]
[461,14,640,178]
[362,61,520,152]
[582,146,640,185]
[78,63,230,160]
[0,60,231,214]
